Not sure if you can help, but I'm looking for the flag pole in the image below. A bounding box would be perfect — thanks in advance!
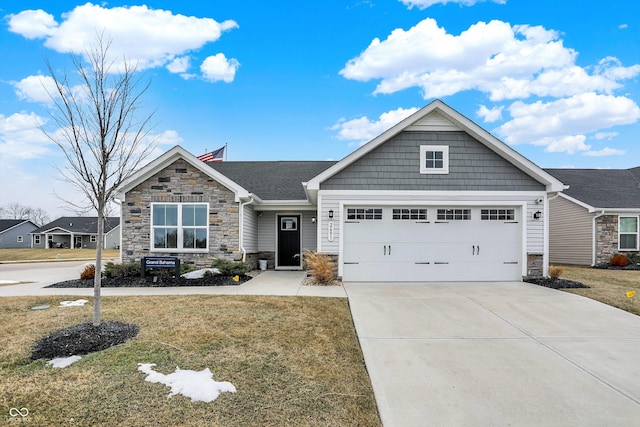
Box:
[225,142,228,161]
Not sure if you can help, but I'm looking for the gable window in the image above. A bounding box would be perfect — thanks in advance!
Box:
[151,203,209,251]
[437,208,471,221]
[34,235,41,245]
[420,145,449,174]
[619,216,639,250]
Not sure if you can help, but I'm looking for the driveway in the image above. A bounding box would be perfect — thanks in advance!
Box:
[344,281,640,427]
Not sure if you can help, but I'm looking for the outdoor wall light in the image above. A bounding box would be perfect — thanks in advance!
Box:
[533,211,542,220]
[328,209,334,219]
[311,216,317,224]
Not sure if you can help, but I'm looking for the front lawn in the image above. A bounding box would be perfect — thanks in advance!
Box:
[0,248,120,262]
[0,295,380,426]
[560,265,640,316]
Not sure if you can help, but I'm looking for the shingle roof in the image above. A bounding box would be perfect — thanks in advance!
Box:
[0,219,32,233]
[32,217,120,234]
[545,167,640,209]
[208,161,337,200]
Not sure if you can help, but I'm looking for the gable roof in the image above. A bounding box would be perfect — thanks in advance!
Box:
[306,99,564,192]
[545,168,640,210]
[32,217,120,234]
[208,161,336,200]
[0,219,37,234]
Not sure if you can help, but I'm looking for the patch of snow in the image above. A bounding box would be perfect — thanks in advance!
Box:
[59,299,89,307]
[48,355,81,368]
[137,363,236,403]
[181,268,220,279]
[0,280,18,285]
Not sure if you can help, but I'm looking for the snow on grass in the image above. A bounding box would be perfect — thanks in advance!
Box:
[58,299,89,307]
[137,363,236,403]
[180,268,220,279]
[48,355,81,368]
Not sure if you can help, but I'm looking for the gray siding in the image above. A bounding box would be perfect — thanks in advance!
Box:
[0,222,36,248]
[243,205,258,253]
[105,226,121,249]
[548,196,593,265]
[256,210,317,253]
[321,131,545,191]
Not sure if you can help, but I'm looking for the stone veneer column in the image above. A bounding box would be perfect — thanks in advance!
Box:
[121,159,240,268]
[595,215,618,265]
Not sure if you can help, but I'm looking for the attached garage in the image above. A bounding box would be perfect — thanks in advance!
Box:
[342,206,522,282]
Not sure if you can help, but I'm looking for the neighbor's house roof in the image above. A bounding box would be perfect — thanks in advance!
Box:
[31,217,120,234]
[0,219,37,234]
[545,167,640,210]
[208,161,336,201]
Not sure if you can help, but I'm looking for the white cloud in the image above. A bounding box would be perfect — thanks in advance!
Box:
[618,24,629,29]
[167,57,191,74]
[476,105,503,122]
[0,112,52,160]
[200,54,240,83]
[332,107,419,144]
[340,19,640,101]
[399,0,506,9]
[593,131,618,140]
[582,147,626,156]
[496,93,640,152]
[13,75,59,104]
[7,4,238,77]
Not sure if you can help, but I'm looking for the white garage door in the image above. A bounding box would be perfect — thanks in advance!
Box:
[342,206,522,282]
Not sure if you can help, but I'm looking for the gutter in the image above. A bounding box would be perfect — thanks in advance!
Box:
[592,210,606,266]
[239,194,255,263]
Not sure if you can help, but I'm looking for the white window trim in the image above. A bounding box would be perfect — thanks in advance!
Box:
[151,202,210,253]
[420,145,449,175]
[17,236,23,242]
[619,215,639,251]
[34,235,41,245]
[90,235,97,243]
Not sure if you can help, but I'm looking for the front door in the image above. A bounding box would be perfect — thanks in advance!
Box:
[277,215,301,268]
[74,236,82,249]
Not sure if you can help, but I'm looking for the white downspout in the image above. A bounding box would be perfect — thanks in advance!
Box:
[592,210,606,266]
[239,195,254,262]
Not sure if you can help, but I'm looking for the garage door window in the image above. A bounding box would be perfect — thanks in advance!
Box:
[437,209,471,220]
[347,208,382,220]
[392,208,427,220]
[481,209,515,221]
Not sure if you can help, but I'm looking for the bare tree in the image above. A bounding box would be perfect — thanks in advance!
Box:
[0,203,50,226]
[42,35,157,326]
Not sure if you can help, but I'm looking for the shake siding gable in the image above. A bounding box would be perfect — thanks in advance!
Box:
[320,131,544,191]
[549,196,593,265]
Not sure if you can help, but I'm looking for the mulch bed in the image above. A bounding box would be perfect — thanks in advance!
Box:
[593,264,640,271]
[47,275,252,288]
[31,321,139,360]
[524,277,589,289]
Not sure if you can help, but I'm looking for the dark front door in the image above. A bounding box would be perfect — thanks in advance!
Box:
[277,215,301,268]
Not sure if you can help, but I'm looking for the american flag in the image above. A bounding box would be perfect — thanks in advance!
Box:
[197,146,225,162]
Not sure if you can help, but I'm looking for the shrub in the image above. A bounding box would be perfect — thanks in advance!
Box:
[80,264,95,280]
[303,250,335,284]
[626,252,640,265]
[103,261,141,278]
[548,265,564,280]
[610,254,629,267]
[212,258,248,276]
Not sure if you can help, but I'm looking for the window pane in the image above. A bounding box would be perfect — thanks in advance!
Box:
[153,205,165,226]
[183,228,195,248]
[620,234,638,250]
[620,217,638,233]
[167,228,177,247]
[154,228,166,248]
[195,228,207,248]
[166,205,178,226]
[195,205,208,226]
[182,205,195,226]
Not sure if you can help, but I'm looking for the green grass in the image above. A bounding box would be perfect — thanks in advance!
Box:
[559,265,640,316]
[0,295,381,426]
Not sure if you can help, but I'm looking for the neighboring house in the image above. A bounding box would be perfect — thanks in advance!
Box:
[0,219,38,248]
[30,217,121,250]
[545,167,640,266]
[116,99,564,281]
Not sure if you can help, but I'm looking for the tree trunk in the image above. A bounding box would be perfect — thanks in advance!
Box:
[93,208,104,326]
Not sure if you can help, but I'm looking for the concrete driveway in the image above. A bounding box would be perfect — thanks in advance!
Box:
[344,281,640,427]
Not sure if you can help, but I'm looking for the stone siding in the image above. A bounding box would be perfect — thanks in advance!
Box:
[121,159,240,268]
[527,254,543,278]
[595,215,618,265]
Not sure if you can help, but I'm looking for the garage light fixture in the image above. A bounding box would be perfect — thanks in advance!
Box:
[311,216,316,224]
[533,211,542,220]
[328,209,334,219]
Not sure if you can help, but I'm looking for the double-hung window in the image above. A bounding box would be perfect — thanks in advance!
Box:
[619,216,639,250]
[152,203,209,251]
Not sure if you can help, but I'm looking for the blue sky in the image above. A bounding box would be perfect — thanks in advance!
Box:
[1,0,640,218]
